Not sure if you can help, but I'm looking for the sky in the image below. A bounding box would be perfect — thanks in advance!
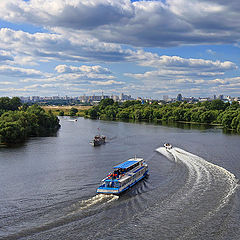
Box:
[0,0,240,99]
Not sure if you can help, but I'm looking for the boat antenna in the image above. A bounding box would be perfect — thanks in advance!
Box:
[134,154,137,159]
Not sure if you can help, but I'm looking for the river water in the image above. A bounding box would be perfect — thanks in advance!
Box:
[0,117,239,240]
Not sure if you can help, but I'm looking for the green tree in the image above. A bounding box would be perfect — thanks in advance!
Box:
[88,108,98,119]
[221,111,237,128]
[117,109,130,119]
[209,99,226,111]
[69,108,78,116]
[134,109,142,120]
[199,111,218,123]
[59,110,64,116]
[99,98,114,109]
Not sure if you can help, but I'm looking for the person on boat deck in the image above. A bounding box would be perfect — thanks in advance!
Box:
[112,170,119,179]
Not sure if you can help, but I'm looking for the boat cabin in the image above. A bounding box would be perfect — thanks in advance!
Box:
[101,158,144,187]
[113,158,144,173]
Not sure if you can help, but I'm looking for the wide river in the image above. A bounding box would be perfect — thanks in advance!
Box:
[0,117,240,240]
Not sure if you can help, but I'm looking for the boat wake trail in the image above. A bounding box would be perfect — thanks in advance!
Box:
[70,194,119,212]
[156,146,239,239]
[1,194,119,240]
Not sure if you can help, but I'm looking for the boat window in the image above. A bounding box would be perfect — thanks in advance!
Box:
[105,181,120,188]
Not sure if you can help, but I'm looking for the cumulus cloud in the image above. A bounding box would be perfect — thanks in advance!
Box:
[0,0,134,29]
[0,28,132,64]
[0,0,240,97]
[0,51,13,62]
[55,64,112,74]
[131,51,237,70]
[0,65,47,78]
[126,53,237,83]
[124,52,240,97]
[91,80,124,85]
[0,0,240,47]
[14,63,123,95]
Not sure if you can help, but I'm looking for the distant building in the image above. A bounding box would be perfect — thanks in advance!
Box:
[163,95,169,102]
[176,94,182,101]
[218,95,224,100]
[30,96,40,102]
[199,97,210,102]
[119,93,133,101]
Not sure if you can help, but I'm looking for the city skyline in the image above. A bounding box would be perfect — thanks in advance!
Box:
[0,0,240,98]
[19,92,240,104]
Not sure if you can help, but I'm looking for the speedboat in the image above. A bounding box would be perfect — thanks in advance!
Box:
[164,143,172,150]
[97,157,148,194]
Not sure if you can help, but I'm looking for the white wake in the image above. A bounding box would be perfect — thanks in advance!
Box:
[156,146,239,238]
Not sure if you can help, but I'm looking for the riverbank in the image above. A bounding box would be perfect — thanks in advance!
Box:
[83,99,240,133]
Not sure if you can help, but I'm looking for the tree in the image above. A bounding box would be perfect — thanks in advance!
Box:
[229,101,240,110]
[209,99,226,111]
[172,108,186,121]
[199,111,218,123]
[134,109,142,120]
[10,97,22,110]
[59,110,64,116]
[221,111,237,128]
[99,98,114,109]
[117,109,130,119]
[69,108,78,116]
[88,108,98,119]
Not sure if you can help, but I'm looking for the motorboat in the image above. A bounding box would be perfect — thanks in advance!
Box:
[164,143,172,150]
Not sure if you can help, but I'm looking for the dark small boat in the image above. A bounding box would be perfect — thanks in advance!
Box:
[90,135,106,146]
[164,143,172,150]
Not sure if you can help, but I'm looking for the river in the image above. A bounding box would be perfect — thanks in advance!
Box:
[0,116,239,240]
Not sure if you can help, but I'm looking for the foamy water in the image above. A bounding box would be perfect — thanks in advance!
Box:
[156,146,239,239]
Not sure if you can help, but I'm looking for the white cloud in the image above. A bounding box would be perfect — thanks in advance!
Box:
[0,51,13,62]
[0,0,240,97]
[0,28,133,64]
[1,0,240,47]
[91,80,124,85]
[125,53,236,84]
[55,64,112,74]
[0,65,47,78]
[131,51,237,70]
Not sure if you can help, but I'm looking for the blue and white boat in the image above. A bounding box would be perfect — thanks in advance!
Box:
[97,157,148,194]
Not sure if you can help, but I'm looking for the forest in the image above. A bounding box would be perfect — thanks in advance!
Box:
[85,98,240,133]
[0,97,60,145]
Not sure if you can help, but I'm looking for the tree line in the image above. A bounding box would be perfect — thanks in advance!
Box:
[0,97,60,145]
[85,99,240,133]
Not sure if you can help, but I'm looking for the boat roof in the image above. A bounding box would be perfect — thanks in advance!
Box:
[113,158,143,169]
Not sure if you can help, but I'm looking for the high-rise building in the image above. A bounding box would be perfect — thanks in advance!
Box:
[177,94,182,101]
[218,95,224,100]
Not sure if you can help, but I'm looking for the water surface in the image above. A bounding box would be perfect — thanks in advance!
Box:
[0,117,239,239]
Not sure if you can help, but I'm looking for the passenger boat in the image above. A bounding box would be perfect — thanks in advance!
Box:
[97,157,148,194]
[164,143,172,150]
[90,135,106,146]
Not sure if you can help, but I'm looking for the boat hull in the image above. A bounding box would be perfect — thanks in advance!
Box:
[90,136,106,146]
[97,170,148,195]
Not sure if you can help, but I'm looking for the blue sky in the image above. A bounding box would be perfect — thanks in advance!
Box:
[0,0,240,99]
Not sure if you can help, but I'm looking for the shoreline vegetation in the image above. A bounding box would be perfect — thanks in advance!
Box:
[0,97,60,145]
[1,97,240,145]
[82,98,240,133]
